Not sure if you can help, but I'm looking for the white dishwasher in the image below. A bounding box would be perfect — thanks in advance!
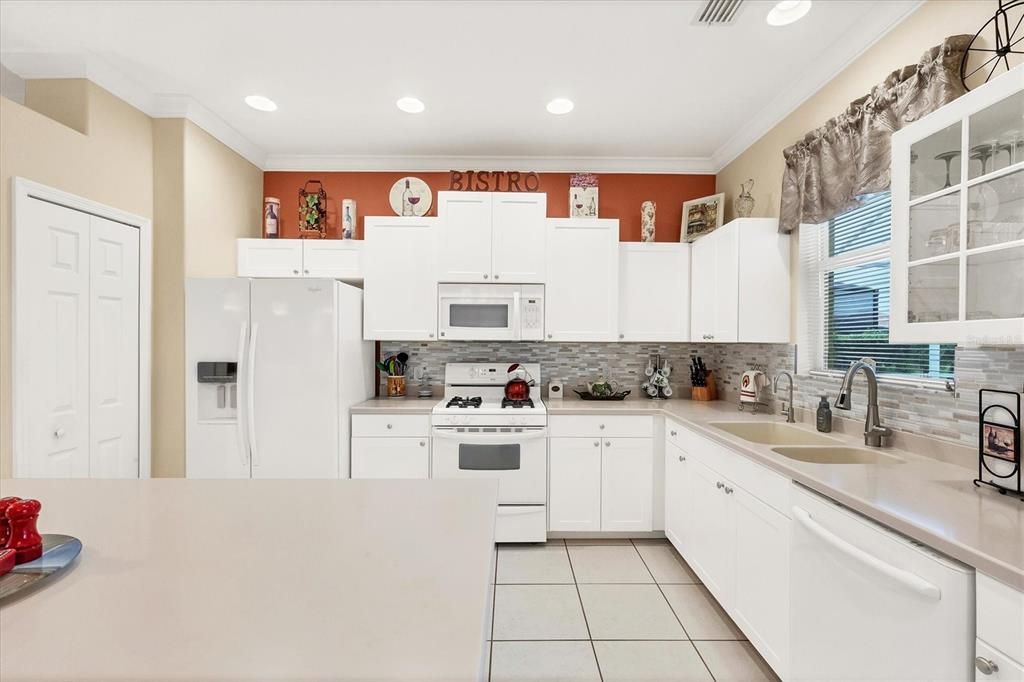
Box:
[790,485,974,682]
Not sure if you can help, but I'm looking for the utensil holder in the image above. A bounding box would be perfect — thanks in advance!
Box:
[691,371,718,401]
[386,375,407,398]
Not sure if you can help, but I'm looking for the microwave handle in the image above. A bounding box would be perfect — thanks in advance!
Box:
[512,290,521,338]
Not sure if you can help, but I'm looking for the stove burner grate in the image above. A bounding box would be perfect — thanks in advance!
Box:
[445,396,483,409]
[501,397,535,409]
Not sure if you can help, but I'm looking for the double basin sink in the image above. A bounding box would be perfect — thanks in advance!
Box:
[707,421,904,465]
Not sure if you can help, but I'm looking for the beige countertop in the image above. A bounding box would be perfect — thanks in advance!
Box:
[351,395,436,414]
[0,478,498,682]
[550,396,1024,591]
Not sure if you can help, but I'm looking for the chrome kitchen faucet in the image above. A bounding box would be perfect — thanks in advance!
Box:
[772,371,796,423]
[834,359,892,448]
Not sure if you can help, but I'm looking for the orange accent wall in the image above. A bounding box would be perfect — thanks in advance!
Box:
[262,172,717,242]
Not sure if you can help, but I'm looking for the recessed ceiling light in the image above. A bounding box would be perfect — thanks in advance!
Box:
[396,96,426,114]
[546,97,574,115]
[766,0,811,26]
[244,95,277,112]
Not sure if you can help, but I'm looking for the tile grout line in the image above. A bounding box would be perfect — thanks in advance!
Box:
[631,539,719,682]
[564,539,604,682]
[489,545,498,682]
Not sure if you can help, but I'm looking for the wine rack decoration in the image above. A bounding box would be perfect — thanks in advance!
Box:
[298,180,328,239]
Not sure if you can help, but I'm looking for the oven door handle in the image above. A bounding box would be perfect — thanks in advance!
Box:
[432,429,548,443]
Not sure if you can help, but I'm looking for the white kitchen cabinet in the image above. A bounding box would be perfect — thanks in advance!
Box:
[975,639,1024,681]
[664,438,691,553]
[733,485,789,678]
[237,239,304,277]
[890,70,1023,345]
[237,239,363,280]
[976,572,1024,680]
[548,437,602,532]
[687,457,736,602]
[545,218,619,342]
[437,191,547,283]
[350,437,429,479]
[601,438,654,532]
[363,217,439,340]
[619,243,691,341]
[690,218,790,343]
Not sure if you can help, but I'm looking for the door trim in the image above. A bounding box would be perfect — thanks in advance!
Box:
[12,177,153,478]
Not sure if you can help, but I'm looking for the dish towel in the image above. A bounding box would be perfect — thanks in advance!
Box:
[739,370,767,403]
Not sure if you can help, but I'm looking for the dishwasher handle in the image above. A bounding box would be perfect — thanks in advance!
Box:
[792,506,942,602]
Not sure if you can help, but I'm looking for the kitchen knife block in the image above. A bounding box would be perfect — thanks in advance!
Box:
[691,371,718,401]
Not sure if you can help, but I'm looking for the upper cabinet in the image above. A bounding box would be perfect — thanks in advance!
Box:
[546,218,619,342]
[891,71,1024,345]
[619,243,691,342]
[437,191,547,283]
[363,217,439,341]
[690,218,790,343]
[237,238,362,280]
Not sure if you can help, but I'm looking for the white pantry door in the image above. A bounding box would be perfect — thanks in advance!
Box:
[18,199,141,478]
[88,215,140,478]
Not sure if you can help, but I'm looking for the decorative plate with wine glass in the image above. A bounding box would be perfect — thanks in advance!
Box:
[389,176,432,217]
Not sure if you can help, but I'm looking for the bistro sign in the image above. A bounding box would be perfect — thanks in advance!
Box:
[448,170,541,192]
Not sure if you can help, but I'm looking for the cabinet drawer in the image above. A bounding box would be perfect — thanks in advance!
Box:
[978,573,1024,665]
[495,505,547,543]
[976,639,1024,681]
[550,415,653,438]
[352,414,430,437]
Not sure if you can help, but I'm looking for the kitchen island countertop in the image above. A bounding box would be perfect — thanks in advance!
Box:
[0,478,498,682]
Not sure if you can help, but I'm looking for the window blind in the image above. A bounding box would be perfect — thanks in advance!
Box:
[798,192,954,380]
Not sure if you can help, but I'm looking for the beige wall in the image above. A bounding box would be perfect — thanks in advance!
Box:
[1,80,262,478]
[716,0,1014,219]
[0,82,154,478]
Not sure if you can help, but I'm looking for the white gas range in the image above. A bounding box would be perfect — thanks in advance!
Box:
[431,363,547,543]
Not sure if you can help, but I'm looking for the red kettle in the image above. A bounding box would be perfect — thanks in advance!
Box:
[505,364,534,401]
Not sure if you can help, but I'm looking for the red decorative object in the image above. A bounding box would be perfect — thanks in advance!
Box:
[0,496,22,547]
[6,498,42,564]
[0,549,15,577]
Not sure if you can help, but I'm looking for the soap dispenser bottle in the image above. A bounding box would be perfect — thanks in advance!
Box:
[816,395,833,433]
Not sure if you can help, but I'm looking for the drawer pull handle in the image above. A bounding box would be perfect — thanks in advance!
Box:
[975,657,999,675]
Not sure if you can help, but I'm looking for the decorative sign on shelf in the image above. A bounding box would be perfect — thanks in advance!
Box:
[448,170,541,192]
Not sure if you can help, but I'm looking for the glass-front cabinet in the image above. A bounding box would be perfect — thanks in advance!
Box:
[891,67,1024,345]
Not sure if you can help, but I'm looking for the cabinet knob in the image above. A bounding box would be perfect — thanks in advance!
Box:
[547,334,553,339]
[303,269,309,274]
[670,430,677,436]
[605,441,611,447]
[493,274,499,280]
[386,423,393,429]
[419,441,426,447]
[599,424,605,430]
[716,481,724,489]
[53,428,66,439]
[594,441,600,447]
[429,333,435,338]
[619,334,624,339]
[724,486,734,495]
[482,274,489,279]
[292,269,299,275]
[975,657,999,675]
[440,332,446,337]
[678,455,685,462]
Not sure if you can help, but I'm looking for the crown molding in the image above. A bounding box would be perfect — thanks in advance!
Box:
[708,0,925,172]
[263,154,717,174]
[0,49,267,168]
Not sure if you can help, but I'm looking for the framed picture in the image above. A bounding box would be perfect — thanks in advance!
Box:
[681,192,725,242]
[982,422,1017,461]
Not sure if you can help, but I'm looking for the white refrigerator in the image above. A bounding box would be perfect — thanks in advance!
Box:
[186,278,374,479]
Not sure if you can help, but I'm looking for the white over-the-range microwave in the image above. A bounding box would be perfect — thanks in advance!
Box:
[438,283,544,341]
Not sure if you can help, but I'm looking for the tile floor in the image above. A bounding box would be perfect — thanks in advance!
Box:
[486,539,779,682]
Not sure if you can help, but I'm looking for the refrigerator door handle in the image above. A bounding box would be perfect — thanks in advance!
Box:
[235,321,249,466]
[247,323,259,467]
[792,506,942,601]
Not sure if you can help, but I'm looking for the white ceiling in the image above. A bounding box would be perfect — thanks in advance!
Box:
[0,0,922,171]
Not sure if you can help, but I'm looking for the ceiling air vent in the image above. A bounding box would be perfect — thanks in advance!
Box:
[694,0,744,25]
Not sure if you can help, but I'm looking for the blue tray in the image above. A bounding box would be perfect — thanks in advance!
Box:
[0,534,82,602]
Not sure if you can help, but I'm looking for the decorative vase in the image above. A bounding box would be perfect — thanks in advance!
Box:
[735,179,755,218]
[641,201,656,242]
[341,199,356,239]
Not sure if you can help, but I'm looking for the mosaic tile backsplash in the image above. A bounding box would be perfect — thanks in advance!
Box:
[382,341,1024,448]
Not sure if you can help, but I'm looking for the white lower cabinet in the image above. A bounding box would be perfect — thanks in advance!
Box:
[601,438,654,532]
[548,416,654,532]
[548,437,602,532]
[350,437,429,479]
[664,423,789,679]
[977,573,1024,681]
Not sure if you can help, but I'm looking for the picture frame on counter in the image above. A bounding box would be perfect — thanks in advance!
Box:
[974,389,1023,501]
[681,192,725,242]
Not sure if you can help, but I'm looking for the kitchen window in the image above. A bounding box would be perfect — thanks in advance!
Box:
[798,192,955,381]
